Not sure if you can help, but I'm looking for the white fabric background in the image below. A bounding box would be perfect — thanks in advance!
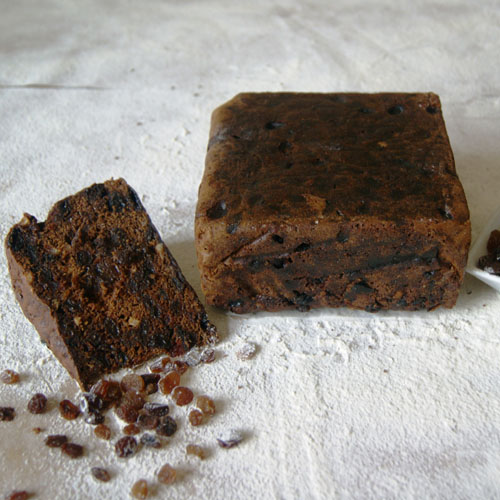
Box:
[1,1,500,498]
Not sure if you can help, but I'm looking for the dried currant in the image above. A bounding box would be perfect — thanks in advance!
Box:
[123,423,140,435]
[158,371,180,395]
[115,436,138,458]
[188,409,204,426]
[186,444,207,459]
[91,379,122,407]
[1,369,20,384]
[173,360,189,375]
[5,491,31,500]
[91,467,111,482]
[131,479,148,499]
[61,442,84,458]
[149,357,172,373]
[59,399,80,420]
[45,434,68,447]
[121,391,145,410]
[156,416,177,437]
[120,374,145,393]
[94,424,111,440]
[217,429,243,448]
[171,386,193,406]
[236,343,256,360]
[115,404,139,424]
[140,433,162,448]
[137,414,159,430]
[0,407,15,421]
[142,402,169,417]
[157,463,176,485]
[196,395,216,416]
[200,348,215,364]
[141,374,160,394]
[27,393,47,414]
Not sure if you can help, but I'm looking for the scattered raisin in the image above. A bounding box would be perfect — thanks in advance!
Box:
[188,409,204,426]
[123,424,140,435]
[115,436,138,458]
[120,374,145,393]
[196,395,216,416]
[217,429,243,448]
[131,479,148,499]
[32,427,43,434]
[59,399,80,420]
[137,414,159,430]
[0,407,15,421]
[27,393,47,414]
[158,371,180,395]
[5,491,31,500]
[94,424,111,440]
[236,343,256,360]
[186,444,207,459]
[142,402,169,417]
[115,404,138,424]
[91,379,122,407]
[121,391,145,410]
[157,463,176,485]
[172,386,193,406]
[173,361,189,375]
[45,434,68,447]
[156,416,177,437]
[149,357,172,373]
[1,369,20,384]
[200,348,215,364]
[61,442,84,458]
[91,467,111,482]
[487,229,500,255]
[140,433,162,448]
[141,374,160,394]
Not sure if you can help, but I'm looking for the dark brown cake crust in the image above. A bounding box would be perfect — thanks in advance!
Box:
[195,92,471,313]
[6,179,216,389]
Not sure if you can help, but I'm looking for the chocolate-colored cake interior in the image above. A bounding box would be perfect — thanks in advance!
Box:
[6,179,216,389]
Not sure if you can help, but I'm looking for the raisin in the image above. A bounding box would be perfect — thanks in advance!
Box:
[156,416,177,437]
[80,392,105,412]
[5,492,31,500]
[0,407,15,421]
[121,391,145,410]
[45,434,68,447]
[115,436,138,458]
[91,467,111,482]
[206,200,227,220]
[173,360,189,375]
[121,374,145,393]
[388,105,404,115]
[115,404,138,424]
[142,402,169,417]
[188,409,204,426]
[196,395,216,416]
[149,357,172,373]
[131,479,148,499]
[123,424,140,435]
[157,463,177,485]
[32,427,43,434]
[140,433,162,448]
[141,374,160,394]
[1,369,20,384]
[91,379,122,407]
[94,424,111,440]
[59,399,80,420]
[200,348,215,364]
[137,414,159,430]
[61,442,84,458]
[172,386,193,406]
[236,343,256,360]
[27,393,47,414]
[186,444,207,459]
[487,229,500,255]
[217,429,243,448]
[158,371,180,395]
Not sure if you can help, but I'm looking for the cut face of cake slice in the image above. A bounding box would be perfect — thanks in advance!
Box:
[6,179,216,389]
[195,92,471,313]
